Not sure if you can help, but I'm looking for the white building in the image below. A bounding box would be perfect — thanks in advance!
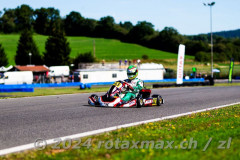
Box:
[75,63,165,83]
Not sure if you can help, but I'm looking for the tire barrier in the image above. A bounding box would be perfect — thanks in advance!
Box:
[0,82,83,89]
[79,83,92,90]
[80,83,86,89]
[0,82,83,92]
[0,88,34,93]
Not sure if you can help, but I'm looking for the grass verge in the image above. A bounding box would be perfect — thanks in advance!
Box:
[2,105,240,159]
[0,87,108,98]
[214,83,240,87]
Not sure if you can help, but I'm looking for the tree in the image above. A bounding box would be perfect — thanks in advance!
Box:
[99,16,115,28]
[0,43,8,66]
[34,7,62,35]
[0,8,16,33]
[79,18,97,36]
[120,21,133,31]
[195,51,210,62]
[33,8,50,35]
[47,8,62,35]
[64,11,83,36]
[0,11,2,31]
[15,30,42,65]
[126,21,155,44]
[151,27,184,53]
[185,41,209,56]
[44,30,71,66]
[95,16,115,38]
[94,16,126,39]
[15,5,34,31]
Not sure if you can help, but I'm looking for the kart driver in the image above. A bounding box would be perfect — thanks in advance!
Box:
[121,65,144,103]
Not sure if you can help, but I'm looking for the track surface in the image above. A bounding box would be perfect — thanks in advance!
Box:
[0,86,240,150]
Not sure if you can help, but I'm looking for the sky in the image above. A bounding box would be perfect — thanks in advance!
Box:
[0,0,240,35]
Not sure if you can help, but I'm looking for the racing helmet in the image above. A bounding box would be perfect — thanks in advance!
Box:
[127,65,138,80]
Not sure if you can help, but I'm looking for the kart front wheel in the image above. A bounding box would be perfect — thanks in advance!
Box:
[157,96,163,106]
[88,94,99,105]
[152,95,164,106]
[137,97,144,108]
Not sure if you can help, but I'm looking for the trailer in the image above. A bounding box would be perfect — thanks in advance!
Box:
[0,71,33,85]
[49,66,70,77]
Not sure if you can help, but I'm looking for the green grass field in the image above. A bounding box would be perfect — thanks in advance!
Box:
[2,105,239,159]
[0,34,194,65]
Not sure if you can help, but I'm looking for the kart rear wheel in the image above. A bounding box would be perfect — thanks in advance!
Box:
[137,97,144,108]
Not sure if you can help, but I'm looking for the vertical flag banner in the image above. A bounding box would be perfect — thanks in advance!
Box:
[228,58,234,83]
[176,44,185,84]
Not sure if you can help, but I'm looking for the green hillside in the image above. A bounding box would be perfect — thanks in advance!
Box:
[0,34,193,65]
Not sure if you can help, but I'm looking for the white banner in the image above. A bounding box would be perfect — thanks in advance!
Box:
[176,44,185,84]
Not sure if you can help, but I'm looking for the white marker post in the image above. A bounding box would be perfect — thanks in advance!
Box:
[176,44,185,84]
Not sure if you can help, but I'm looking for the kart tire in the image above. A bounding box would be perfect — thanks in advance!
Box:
[89,94,99,103]
[156,96,163,106]
[137,97,144,108]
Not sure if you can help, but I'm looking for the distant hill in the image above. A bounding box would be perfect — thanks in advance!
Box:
[212,29,240,38]
[0,34,194,65]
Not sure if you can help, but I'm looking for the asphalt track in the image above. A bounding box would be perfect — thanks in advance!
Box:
[0,86,240,150]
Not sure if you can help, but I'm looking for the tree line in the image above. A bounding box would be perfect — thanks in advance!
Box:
[0,4,240,67]
[213,29,240,39]
[0,29,72,67]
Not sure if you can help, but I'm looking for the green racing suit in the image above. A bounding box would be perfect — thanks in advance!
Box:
[121,78,144,102]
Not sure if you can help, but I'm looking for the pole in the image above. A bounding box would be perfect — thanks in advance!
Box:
[210,5,213,78]
[204,2,215,78]
[93,40,96,58]
[29,53,32,65]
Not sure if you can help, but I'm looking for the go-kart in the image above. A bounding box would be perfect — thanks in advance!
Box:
[88,80,164,108]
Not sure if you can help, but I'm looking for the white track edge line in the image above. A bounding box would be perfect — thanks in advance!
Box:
[1,101,240,156]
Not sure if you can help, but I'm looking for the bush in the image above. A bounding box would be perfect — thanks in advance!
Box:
[73,52,95,68]
[164,68,176,78]
[214,52,228,62]
[195,51,210,62]
[142,54,149,60]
